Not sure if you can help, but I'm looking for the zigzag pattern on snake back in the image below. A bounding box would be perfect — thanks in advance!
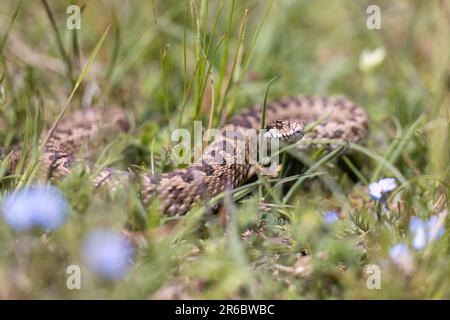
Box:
[7,95,369,216]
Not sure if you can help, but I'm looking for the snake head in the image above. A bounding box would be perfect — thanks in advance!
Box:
[264,119,304,143]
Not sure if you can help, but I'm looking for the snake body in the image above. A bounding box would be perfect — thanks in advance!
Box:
[7,95,368,216]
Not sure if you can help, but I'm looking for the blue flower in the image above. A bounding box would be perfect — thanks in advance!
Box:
[1,185,68,231]
[389,243,415,274]
[426,215,445,240]
[323,210,339,224]
[389,243,410,262]
[368,178,397,200]
[409,215,444,251]
[83,229,134,280]
[410,217,427,250]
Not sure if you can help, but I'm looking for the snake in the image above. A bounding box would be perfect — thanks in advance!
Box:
[3,95,368,216]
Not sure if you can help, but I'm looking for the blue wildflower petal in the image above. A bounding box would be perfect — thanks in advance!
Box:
[30,186,68,230]
[378,178,397,192]
[1,185,68,231]
[426,215,438,229]
[323,211,339,224]
[1,190,35,231]
[412,224,427,251]
[368,178,397,200]
[389,243,415,274]
[409,216,427,250]
[389,243,410,262]
[368,182,382,200]
[409,215,445,251]
[426,215,445,241]
[83,229,134,280]
[409,217,424,233]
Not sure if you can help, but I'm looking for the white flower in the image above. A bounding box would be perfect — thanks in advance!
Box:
[368,178,397,200]
[359,47,386,72]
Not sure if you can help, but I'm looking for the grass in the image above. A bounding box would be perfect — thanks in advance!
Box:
[0,0,449,299]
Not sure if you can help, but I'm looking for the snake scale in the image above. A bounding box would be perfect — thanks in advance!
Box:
[6,95,368,216]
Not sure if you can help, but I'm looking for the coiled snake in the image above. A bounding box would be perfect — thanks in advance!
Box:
[5,95,368,216]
